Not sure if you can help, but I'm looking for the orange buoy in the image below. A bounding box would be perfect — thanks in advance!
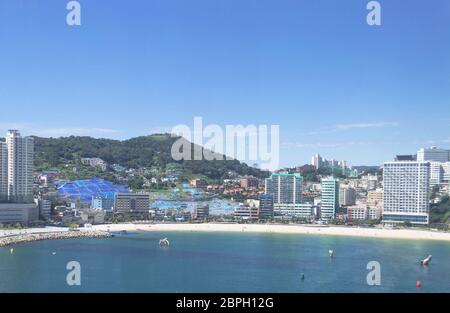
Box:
[416,281,422,288]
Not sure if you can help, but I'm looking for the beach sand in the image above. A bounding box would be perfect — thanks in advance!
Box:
[91,223,450,242]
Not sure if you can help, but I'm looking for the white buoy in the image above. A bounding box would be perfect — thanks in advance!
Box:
[159,238,170,247]
[420,255,432,266]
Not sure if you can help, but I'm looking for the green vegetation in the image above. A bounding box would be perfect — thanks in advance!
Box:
[68,222,79,231]
[298,165,346,182]
[430,195,450,224]
[0,223,24,230]
[34,134,269,182]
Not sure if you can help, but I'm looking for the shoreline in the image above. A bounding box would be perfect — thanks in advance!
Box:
[92,223,450,242]
[1,223,450,245]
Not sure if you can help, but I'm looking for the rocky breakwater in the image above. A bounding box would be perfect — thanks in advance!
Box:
[0,230,113,247]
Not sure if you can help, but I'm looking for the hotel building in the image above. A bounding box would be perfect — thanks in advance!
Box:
[115,193,150,215]
[382,161,430,225]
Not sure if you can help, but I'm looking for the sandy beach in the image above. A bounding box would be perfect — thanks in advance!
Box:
[91,223,450,242]
[1,223,449,243]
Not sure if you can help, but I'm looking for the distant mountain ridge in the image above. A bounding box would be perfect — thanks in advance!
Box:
[33,134,270,180]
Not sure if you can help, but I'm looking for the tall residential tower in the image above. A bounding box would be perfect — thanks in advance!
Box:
[6,130,34,203]
[0,142,7,202]
[265,173,304,216]
[321,177,339,220]
[382,161,430,225]
[0,131,37,224]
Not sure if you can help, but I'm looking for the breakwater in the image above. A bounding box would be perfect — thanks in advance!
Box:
[0,230,113,247]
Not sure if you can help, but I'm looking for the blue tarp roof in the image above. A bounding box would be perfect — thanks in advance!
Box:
[55,178,128,202]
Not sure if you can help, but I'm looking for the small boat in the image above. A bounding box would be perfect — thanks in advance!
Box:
[10,248,14,254]
[329,249,334,258]
[420,255,432,266]
[159,238,170,247]
[52,252,57,255]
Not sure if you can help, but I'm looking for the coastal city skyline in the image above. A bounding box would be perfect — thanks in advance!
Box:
[1,0,450,167]
[1,128,449,227]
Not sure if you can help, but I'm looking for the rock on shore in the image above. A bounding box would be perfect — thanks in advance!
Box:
[0,230,113,247]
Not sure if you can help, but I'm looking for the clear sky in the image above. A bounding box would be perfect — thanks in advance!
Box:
[0,0,449,168]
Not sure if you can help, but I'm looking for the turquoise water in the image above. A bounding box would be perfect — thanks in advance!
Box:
[0,232,449,292]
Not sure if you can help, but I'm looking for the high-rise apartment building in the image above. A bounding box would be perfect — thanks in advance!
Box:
[311,154,323,169]
[6,130,34,203]
[382,161,430,225]
[0,130,37,224]
[321,177,339,220]
[0,142,7,202]
[265,173,303,216]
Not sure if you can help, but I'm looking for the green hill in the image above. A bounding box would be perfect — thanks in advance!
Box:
[33,134,269,181]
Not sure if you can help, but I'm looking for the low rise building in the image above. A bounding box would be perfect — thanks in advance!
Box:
[194,205,209,221]
[92,193,115,211]
[347,205,381,221]
[190,179,207,188]
[0,203,38,225]
[367,190,383,208]
[258,194,274,219]
[234,200,259,221]
[115,193,150,215]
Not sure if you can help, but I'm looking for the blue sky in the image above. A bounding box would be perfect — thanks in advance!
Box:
[0,0,449,167]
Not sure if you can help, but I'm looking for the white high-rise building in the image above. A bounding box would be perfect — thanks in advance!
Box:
[0,131,37,224]
[311,154,323,170]
[417,147,449,163]
[0,142,7,202]
[265,173,304,216]
[321,177,339,220]
[5,130,34,203]
[382,161,430,225]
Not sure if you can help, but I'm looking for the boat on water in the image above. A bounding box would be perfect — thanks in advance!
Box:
[329,249,334,258]
[159,238,170,247]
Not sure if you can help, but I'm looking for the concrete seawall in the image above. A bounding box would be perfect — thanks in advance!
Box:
[0,230,113,247]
